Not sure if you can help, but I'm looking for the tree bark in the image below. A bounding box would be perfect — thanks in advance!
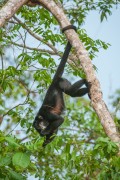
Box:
[0,0,28,27]
[37,0,120,153]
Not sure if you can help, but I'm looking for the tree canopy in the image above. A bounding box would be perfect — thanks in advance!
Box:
[0,0,120,179]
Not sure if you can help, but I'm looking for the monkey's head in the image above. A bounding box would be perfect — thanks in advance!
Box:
[38,115,49,130]
[33,115,49,133]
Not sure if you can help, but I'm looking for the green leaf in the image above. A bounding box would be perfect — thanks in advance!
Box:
[96,137,109,143]
[8,170,24,180]
[65,143,70,154]
[92,47,99,52]
[0,156,11,166]
[12,152,30,168]
[0,136,4,142]
[5,137,20,147]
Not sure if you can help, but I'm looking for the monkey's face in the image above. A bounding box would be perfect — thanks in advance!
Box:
[38,116,49,130]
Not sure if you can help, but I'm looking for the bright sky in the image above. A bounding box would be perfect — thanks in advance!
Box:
[84,9,120,107]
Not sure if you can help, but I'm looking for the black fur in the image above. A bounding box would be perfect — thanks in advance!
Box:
[33,25,89,146]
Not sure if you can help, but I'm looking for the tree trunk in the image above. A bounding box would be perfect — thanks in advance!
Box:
[0,0,28,27]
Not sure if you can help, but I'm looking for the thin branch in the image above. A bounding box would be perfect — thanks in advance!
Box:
[7,121,20,135]
[10,15,80,68]
[2,80,33,118]
[21,136,29,142]
[3,102,27,118]
[13,15,59,54]
[12,41,78,67]
[11,41,57,55]
[15,78,38,94]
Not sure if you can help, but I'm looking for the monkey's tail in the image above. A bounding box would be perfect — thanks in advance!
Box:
[52,25,77,83]
[52,41,72,82]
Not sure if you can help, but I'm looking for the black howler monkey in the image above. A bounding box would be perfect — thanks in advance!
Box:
[33,25,89,146]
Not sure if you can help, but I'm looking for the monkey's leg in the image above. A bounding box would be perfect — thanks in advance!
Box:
[67,79,87,91]
[41,113,64,135]
[69,87,88,97]
[59,79,89,97]
[66,79,90,97]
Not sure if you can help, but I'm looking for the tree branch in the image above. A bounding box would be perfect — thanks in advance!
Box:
[11,41,56,55]
[12,16,79,67]
[8,15,79,68]
[0,0,28,27]
[37,0,120,153]
[13,16,59,54]
[11,41,80,68]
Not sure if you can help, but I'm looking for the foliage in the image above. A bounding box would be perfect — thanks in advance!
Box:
[0,0,120,179]
[62,0,120,24]
[0,99,120,179]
